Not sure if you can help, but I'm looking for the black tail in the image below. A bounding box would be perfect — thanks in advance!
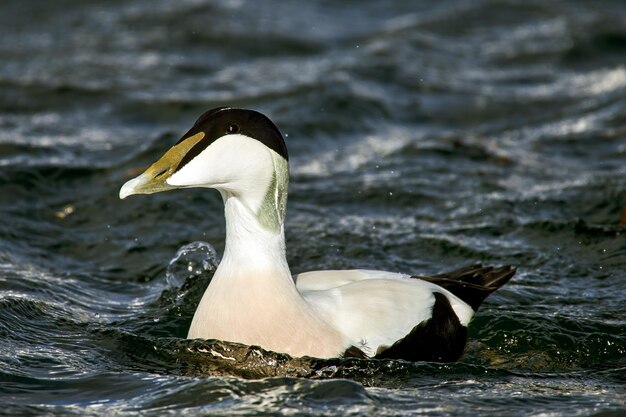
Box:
[413,264,515,311]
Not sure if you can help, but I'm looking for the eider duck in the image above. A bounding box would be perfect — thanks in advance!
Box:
[120,107,514,361]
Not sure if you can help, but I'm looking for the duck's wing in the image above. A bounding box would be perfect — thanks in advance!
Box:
[294,269,409,291]
[295,269,474,359]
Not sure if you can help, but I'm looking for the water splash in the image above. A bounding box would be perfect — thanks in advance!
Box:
[165,242,219,292]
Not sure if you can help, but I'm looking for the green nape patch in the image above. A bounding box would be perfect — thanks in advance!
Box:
[257,152,289,233]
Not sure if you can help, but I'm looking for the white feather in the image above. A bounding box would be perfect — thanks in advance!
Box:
[187,188,347,358]
[178,140,475,358]
[168,134,275,215]
[296,270,474,356]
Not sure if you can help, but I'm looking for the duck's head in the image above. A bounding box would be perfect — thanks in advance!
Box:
[120,107,289,231]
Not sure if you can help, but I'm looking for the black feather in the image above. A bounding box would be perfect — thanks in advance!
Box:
[413,264,515,311]
[375,292,468,362]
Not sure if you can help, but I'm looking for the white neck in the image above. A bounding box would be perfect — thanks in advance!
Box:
[187,192,345,358]
[220,192,290,275]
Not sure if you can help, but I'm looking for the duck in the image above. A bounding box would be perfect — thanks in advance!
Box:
[119,107,515,362]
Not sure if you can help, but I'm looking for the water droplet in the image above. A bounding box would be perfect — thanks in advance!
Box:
[54,204,75,219]
[166,241,219,290]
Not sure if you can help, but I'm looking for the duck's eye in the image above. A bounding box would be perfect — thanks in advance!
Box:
[226,124,240,134]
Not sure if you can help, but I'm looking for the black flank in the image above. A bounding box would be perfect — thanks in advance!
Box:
[375,292,467,362]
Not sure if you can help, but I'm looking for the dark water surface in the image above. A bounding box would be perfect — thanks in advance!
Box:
[1,0,625,415]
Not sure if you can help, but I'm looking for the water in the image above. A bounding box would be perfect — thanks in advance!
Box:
[1,0,625,415]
